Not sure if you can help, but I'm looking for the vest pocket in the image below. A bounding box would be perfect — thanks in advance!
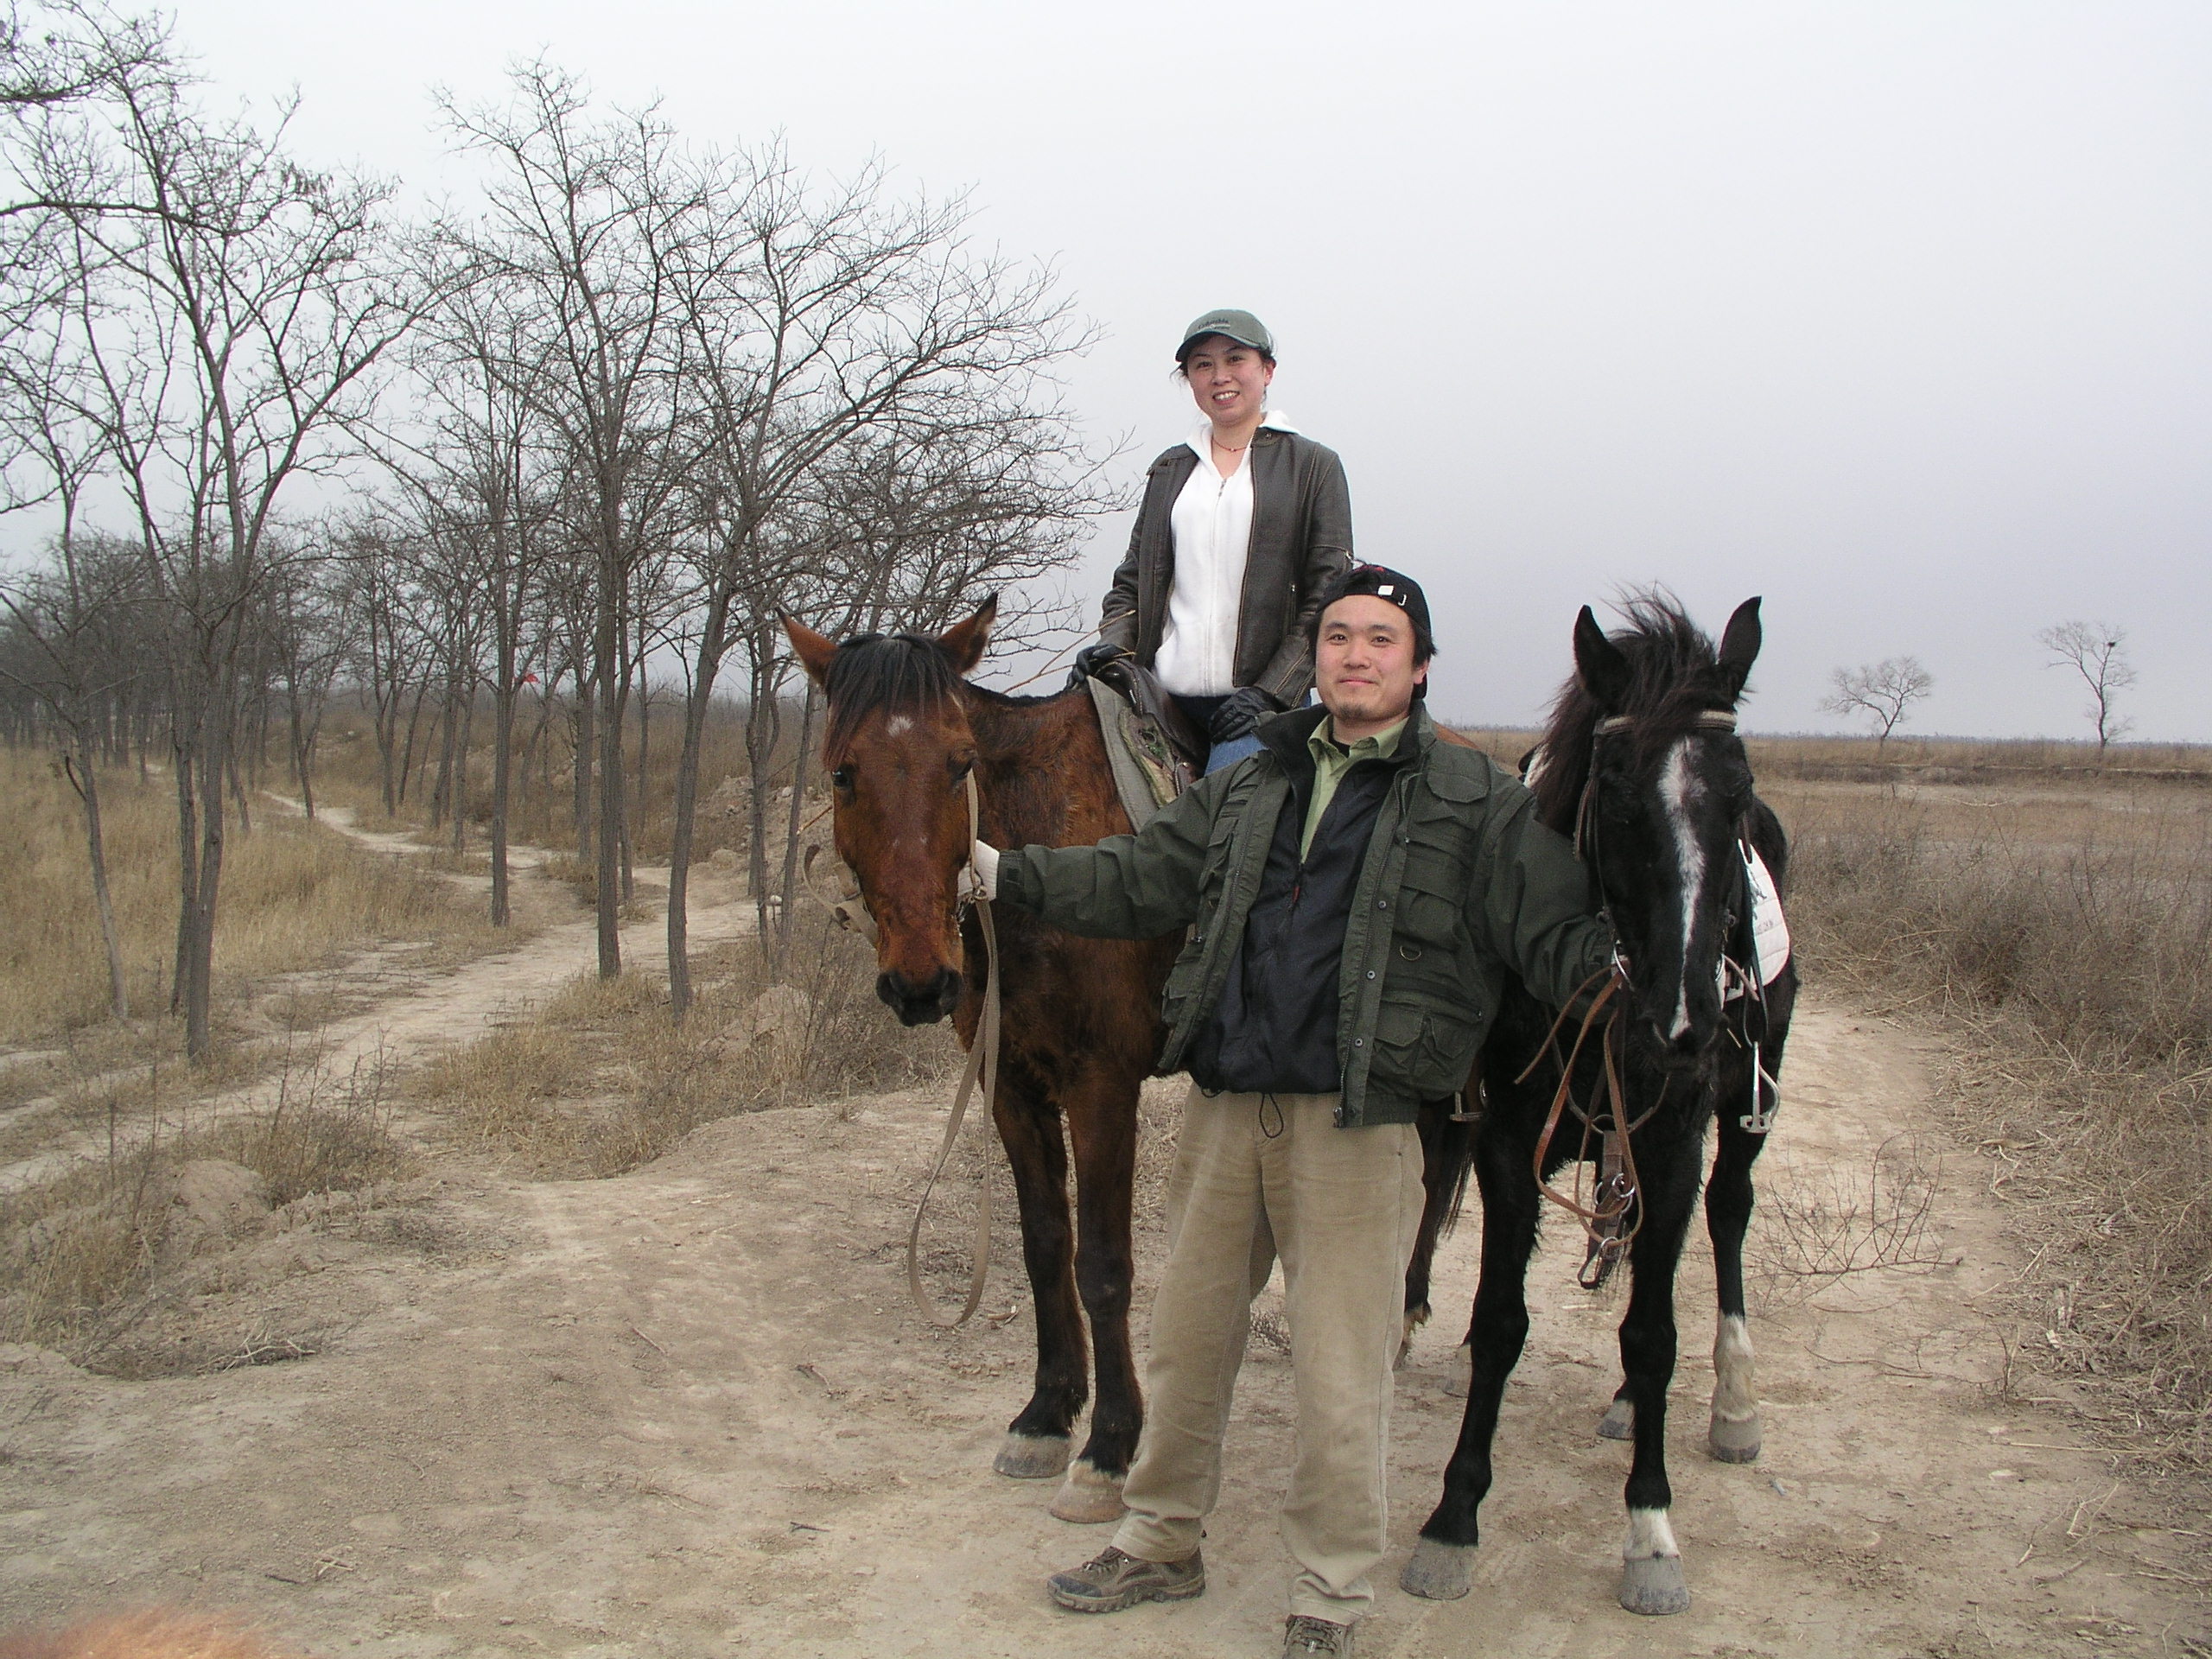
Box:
[1372,997,1481,1096]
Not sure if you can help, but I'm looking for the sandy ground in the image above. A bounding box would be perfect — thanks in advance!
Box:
[2,837,2206,1657]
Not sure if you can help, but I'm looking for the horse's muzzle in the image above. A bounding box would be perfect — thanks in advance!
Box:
[1641,1016,1720,1073]
[878,967,961,1027]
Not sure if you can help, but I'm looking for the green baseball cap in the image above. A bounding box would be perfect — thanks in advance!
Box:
[1176,308,1274,362]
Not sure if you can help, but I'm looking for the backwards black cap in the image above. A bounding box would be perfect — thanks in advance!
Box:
[1312,563,1437,696]
[1318,563,1433,644]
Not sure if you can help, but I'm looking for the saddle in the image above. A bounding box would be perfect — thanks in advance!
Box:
[1084,658,1205,830]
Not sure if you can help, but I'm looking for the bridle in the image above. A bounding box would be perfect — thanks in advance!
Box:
[1534,704,1760,1289]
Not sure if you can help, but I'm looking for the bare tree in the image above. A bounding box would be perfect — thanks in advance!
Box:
[0,2,166,117]
[1817,655,1934,751]
[435,62,703,977]
[2037,620,2137,756]
[13,26,417,1058]
[0,534,145,1018]
[658,144,1107,1006]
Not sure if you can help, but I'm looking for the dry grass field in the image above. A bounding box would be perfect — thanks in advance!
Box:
[416,914,948,1181]
[0,750,505,1049]
[1766,759,2212,1466]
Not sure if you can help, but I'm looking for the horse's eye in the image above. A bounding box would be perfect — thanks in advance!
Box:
[949,754,975,783]
[830,766,855,792]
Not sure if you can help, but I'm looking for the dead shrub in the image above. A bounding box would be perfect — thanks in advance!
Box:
[416,909,953,1177]
[1748,1134,1954,1306]
[1779,767,2212,1462]
[0,1051,409,1359]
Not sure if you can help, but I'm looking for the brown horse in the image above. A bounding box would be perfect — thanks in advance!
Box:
[785,597,1179,1522]
[785,596,1479,1522]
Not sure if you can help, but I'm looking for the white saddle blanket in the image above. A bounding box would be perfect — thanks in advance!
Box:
[1738,843,1791,991]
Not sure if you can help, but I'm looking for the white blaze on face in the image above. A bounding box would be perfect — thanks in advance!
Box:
[885,715,912,738]
[1660,737,1705,1040]
[1624,1507,1681,1562]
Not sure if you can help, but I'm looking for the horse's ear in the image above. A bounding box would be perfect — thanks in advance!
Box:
[783,614,838,688]
[1573,606,1630,709]
[936,593,997,676]
[1717,596,1763,699]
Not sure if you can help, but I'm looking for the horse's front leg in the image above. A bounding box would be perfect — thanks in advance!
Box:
[1704,1098,1770,1463]
[1615,1142,1703,1616]
[990,1063,1087,1482]
[1052,1060,1143,1523]
[1402,1125,1540,1601]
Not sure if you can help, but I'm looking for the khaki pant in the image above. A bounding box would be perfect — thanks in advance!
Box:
[1114,1086,1426,1623]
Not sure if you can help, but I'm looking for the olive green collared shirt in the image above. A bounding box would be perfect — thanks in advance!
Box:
[1301,715,1408,858]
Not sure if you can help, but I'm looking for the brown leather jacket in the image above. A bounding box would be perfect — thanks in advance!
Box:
[1096,428,1354,708]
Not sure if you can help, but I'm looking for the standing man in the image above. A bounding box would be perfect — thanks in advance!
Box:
[971,566,1616,1657]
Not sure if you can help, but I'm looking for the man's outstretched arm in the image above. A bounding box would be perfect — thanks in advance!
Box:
[984,770,1229,941]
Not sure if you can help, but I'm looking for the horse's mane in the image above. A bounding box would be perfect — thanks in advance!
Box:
[820,630,1056,760]
[1529,591,1741,832]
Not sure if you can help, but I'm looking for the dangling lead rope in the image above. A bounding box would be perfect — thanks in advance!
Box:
[906,772,1002,1328]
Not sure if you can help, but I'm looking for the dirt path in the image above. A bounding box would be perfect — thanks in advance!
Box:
[1,976,2204,1656]
[0,810,760,1192]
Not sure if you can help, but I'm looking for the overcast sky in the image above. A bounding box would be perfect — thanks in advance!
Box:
[154,2,2212,738]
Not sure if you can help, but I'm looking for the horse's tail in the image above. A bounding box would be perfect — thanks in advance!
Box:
[1439,1105,1476,1233]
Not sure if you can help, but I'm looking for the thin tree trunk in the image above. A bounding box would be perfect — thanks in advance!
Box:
[772,681,820,976]
[68,741,128,1021]
[452,678,476,855]
[184,700,230,1063]
[288,683,316,819]
[398,676,433,807]
[572,677,595,859]
[170,742,198,1018]
[666,585,731,1020]
[594,563,626,978]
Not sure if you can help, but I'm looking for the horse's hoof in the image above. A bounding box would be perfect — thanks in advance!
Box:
[1618,1553,1690,1616]
[1443,1343,1471,1399]
[1597,1397,1634,1440]
[1398,1538,1475,1601]
[1048,1459,1126,1524]
[1708,1410,1763,1463]
[994,1433,1072,1479]
[1396,1305,1429,1370]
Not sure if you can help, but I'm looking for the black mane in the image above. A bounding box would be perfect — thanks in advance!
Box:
[822,632,965,761]
[1529,591,1743,833]
[820,630,1061,760]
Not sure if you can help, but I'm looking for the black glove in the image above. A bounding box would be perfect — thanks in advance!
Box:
[1065,640,1129,688]
[1208,686,1278,742]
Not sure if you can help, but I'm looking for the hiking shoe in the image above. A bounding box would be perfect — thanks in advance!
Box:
[1046,1545,1205,1612]
[1284,1614,1354,1656]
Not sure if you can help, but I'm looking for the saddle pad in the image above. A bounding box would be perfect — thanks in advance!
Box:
[1086,675,1185,832]
[1741,843,1791,988]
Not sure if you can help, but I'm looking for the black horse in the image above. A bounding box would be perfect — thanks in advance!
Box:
[1402,594,1798,1616]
